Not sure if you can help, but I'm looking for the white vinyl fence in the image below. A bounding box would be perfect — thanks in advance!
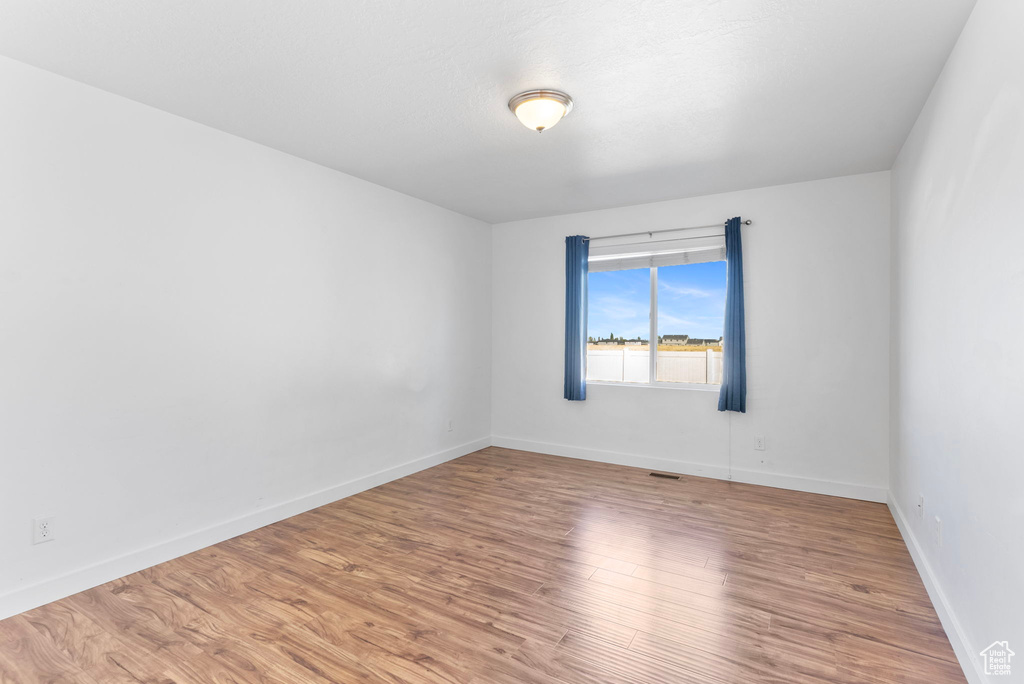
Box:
[587,348,723,384]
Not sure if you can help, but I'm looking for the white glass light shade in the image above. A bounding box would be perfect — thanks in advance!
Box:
[508,90,573,132]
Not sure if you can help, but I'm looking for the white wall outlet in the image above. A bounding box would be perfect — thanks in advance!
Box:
[933,515,942,547]
[33,516,55,544]
[447,420,454,432]
[754,435,766,451]
[917,494,925,518]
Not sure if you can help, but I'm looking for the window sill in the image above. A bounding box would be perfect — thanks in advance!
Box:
[587,381,721,393]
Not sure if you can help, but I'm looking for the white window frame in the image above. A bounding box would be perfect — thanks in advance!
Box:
[587,265,722,392]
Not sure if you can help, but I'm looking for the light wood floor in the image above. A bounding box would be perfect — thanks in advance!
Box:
[0,447,965,683]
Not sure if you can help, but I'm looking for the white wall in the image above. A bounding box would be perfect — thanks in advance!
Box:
[492,172,891,501]
[0,56,492,616]
[890,0,1023,679]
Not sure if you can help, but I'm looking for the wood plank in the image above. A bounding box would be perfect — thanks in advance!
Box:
[631,563,726,589]
[0,447,966,683]
[0,615,102,684]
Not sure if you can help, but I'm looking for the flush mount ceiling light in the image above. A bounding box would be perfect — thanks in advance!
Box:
[508,89,574,132]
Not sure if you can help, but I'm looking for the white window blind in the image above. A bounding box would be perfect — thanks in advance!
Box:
[588,234,725,272]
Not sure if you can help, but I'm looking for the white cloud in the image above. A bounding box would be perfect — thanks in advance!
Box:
[657,312,697,330]
[659,282,714,298]
[590,295,647,321]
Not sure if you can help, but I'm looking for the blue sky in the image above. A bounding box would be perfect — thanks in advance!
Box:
[588,262,727,341]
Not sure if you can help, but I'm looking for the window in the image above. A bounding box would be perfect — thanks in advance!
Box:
[586,233,726,387]
[655,262,726,384]
[587,267,651,384]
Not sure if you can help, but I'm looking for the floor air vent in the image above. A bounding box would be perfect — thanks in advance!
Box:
[649,472,681,480]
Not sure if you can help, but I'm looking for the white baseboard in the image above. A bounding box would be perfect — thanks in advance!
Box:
[887,494,982,684]
[0,435,976,684]
[729,466,886,503]
[0,436,491,621]
[491,436,887,502]
[492,435,733,479]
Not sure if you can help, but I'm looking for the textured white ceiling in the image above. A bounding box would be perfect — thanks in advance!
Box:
[0,0,975,223]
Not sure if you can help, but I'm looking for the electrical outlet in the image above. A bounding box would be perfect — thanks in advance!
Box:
[917,494,925,518]
[447,420,454,432]
[33,516,55,545]
[933,515,942,547]
[754,435,766,451]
